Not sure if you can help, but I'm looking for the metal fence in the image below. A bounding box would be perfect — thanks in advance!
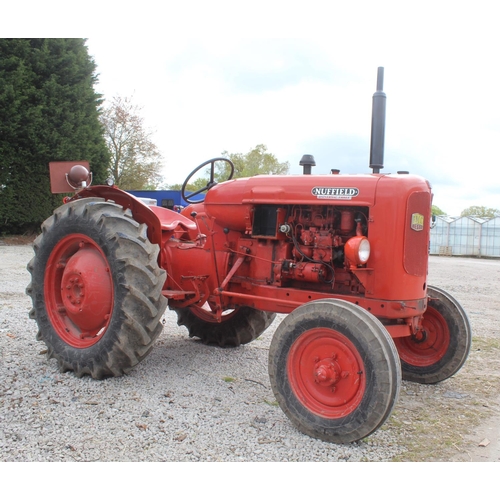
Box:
[430,216,500,257]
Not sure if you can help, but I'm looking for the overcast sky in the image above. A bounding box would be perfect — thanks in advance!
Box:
[7,1,500,216]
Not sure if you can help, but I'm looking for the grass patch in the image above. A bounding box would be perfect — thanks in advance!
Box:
[264,399,279,407]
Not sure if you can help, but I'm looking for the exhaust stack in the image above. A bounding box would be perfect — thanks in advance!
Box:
[300,154,316,175]
[369,67,386,174]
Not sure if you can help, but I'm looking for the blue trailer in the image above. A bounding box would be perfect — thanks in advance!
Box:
[126,190,203,210]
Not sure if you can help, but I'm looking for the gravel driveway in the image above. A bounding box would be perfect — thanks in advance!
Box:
[1,244,499,461]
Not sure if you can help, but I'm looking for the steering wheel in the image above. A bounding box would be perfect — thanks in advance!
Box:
[181,157,234,204]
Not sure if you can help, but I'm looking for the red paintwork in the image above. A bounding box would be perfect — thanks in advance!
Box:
[44,234,113,348]
[63,170,433,341]
[287,327,366,418]
[71,186,197,248]
[161,172,432,335]
[394,301,450,366]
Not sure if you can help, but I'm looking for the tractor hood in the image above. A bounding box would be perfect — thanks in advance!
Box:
[203,173,430,232]
[205,174,382,206]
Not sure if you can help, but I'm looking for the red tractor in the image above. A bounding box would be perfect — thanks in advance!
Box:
[27,68,470,444]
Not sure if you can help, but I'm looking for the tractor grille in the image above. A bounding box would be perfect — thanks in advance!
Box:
[404,191,431,276]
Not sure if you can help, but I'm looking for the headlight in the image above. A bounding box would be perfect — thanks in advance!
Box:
[344,236,370,266]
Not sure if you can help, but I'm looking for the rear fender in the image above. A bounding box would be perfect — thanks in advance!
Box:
[70,186,198,248]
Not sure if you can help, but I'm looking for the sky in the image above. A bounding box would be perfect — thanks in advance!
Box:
[6,1,500,216]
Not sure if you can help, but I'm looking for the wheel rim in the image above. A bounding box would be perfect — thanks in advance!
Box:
[287,327,366,418]
[44,234,114,348]
[395,306,450,367]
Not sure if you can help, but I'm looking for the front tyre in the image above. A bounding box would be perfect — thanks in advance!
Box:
[394,286,471,384]
[26,198,167,379]
[269,299,401,444]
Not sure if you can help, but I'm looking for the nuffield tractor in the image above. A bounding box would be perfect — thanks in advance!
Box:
[27,68,471,443]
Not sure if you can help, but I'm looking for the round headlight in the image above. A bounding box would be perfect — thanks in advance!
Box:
[344,236,370,267]
[358,237,370,264]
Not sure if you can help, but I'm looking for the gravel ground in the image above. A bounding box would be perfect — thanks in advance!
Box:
[1,244,499,462]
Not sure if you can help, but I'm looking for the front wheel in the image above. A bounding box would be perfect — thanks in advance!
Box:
[26,198,168,379]
[269,299,401,444]
[394,286,471,384]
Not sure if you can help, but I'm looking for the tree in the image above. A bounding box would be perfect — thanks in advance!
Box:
[0,38,109,234]
[219,144,290,180]
[100,96,164,190]
[432,205,447,216]
[460,206,500,218]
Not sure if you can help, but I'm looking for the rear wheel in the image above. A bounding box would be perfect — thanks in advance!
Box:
[174,305,276,347]
[269,299,401,444]
[394,286,471,384]
[26,198,167,379]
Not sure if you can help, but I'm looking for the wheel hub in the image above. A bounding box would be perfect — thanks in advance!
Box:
[394,305,450,367]
[61,246,112,332]
[288,327,365,418]
[61,272,85,306]
[45,234,114,348]
[313,358,340,387]
[411,328,428,344]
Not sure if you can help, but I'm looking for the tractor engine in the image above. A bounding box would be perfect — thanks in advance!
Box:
[248,204,369,291]
[169,167,434,322]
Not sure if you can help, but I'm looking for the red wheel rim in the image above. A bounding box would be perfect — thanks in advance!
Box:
[395,306,450,367]
[44,234,114,348]
[287,327,366,418]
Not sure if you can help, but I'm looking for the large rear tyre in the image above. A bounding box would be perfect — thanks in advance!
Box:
[394,286,471,384]
[26,198,167,379]
[269,299,401,444]
[173,306,276,347]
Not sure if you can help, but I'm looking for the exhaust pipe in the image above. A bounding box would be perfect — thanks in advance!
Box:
[300,154,316,175]
[369,67,386,174]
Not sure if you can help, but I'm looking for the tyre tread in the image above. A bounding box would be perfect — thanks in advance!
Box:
[173,306,276,347]
[26,197,167,379]
[268,299,401,444]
